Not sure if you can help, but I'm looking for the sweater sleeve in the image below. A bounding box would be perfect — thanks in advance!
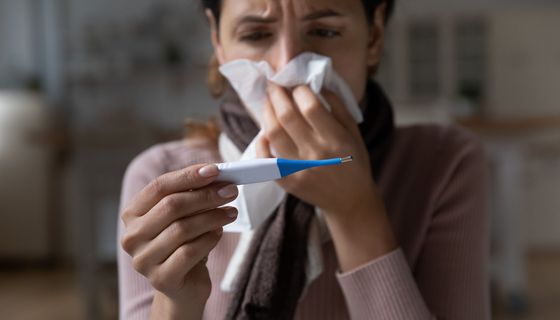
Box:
[336,249,433,319]
[117,145,166,320]
[336,132,490,320]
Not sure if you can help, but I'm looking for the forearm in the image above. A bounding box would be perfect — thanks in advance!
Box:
[325,198,434,318]
[324,195,397,273]
[150,292,205,320]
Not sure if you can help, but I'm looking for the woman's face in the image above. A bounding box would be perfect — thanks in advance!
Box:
[208,0,386,103]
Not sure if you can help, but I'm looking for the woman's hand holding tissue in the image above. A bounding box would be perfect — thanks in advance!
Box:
[120,164,238,319]
[256,84,397,272]
[258,84,371,213]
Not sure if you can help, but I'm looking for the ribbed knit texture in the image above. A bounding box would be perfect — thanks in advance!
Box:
[117,125,491,320]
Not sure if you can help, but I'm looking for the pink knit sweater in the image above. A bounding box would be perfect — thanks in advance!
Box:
[118,124,490,320]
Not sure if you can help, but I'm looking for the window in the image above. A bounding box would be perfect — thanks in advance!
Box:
[454,18,488,104]
[407,20,440,99]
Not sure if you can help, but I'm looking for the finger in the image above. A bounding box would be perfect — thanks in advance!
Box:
[292,85,346,137]
[135,183,238,240]
[322,89,362,140]
[255,132,273,158]
[151,229,223,292]
[183,258,210,289]
[133,207,237,269]
[122,163,220,225]
[263,97,299,156]
[121,183,237,255]
[267,84,313,142]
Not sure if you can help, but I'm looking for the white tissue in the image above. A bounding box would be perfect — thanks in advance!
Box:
[219,52,363,125]
[219,52,362,232]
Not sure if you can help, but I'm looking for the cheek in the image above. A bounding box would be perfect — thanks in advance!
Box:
[221,44,284,68]
[220,42,264,62]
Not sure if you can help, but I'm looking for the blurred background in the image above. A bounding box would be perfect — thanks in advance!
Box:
[0,0,558,319]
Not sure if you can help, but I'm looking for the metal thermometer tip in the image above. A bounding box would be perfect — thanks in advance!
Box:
[341,156,353,163]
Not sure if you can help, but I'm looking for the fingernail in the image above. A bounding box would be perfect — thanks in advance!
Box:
[226,207,238,219]
[218,185,238,199]
[198,165,218,178]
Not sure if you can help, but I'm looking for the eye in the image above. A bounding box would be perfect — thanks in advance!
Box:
[240,31,273,42]
[308,28,342,38]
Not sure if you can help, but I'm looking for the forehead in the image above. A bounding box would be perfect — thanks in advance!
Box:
[220,0,363,20]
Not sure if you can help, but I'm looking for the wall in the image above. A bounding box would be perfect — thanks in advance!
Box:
[488,9,560,249]
[489,9,560,118]
[524,131,560,249]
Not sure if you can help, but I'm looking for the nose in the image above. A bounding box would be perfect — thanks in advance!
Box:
[269,30,305,71]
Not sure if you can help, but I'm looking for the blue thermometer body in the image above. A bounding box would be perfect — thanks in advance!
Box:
[216,156,353,185]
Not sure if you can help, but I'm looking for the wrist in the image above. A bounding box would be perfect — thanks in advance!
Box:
[323,192,397,272]
[323,184,385,225]
[151,292,205,320]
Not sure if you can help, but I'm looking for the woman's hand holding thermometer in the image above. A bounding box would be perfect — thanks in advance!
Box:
[120,163,239,319]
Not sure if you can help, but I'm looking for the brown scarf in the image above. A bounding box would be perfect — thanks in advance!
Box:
[219,80,395,320]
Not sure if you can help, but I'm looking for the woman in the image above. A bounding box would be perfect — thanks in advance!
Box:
[118,0,490,319]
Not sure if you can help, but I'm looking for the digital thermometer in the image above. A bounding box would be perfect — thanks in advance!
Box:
[216,156,353,185]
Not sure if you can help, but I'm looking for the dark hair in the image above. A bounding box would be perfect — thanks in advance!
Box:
[202,0,395,26]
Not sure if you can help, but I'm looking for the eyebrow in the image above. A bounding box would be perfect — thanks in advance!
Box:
[302,9,343,21]
[235,9,343,26]
[236,15,278,25]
